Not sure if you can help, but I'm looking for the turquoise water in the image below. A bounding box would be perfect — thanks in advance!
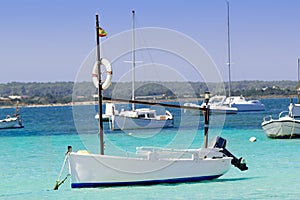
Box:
[0,98,299,199]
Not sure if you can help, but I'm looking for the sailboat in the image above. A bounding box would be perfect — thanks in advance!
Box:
[219,1,265,112]
[261,59,300,138]
[0,100,23,129]
[56,13,248,189]
[107,10,174,130]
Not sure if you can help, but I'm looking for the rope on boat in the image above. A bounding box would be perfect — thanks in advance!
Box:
[53,153,69,190]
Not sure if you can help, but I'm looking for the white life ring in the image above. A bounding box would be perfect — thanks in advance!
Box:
[92,58,112,90]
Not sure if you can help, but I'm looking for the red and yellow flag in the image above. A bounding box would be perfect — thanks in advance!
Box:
[99,28,107,37]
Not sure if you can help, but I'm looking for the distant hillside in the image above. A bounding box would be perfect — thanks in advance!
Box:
[0,80,298,106]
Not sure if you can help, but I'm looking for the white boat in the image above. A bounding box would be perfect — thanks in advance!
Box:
[107,10,174,130]
[224,2,265,112]
[53,13,248,190]
[223,96,265,112]
[261,101,300,139]
[111,108,174,130]
[68,140,233,188]
[184,95,238,115]
[261,59,300,138]
[68,101,247,188]
[67,122,248,188]
[0,115,23,129]
[0,101,23,129]
[96,103,173,129]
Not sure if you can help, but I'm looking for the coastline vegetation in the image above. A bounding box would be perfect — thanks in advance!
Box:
[0,80,298,106]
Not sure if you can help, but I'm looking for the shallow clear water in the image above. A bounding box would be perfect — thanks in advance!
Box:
[0,98,299,199]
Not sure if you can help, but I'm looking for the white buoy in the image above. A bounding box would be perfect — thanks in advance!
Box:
[249,137,257,142]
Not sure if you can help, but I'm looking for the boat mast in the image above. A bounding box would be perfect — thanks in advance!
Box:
[297,58,300,104]
[95,14,104,155]
[203,92,210,148]
[131,10,136,111]
[226,1,232,97]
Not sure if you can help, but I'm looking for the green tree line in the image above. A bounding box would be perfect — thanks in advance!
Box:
[0,80,298,106]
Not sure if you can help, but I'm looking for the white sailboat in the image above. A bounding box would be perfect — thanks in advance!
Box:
[223,1,265,112]
[261,59,300,138]
[0,100,23,129]
[68,143,232,188]
[53,13,248,189]
[108,10,174,130]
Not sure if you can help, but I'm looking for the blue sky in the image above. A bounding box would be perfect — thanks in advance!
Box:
[1,0,300,83]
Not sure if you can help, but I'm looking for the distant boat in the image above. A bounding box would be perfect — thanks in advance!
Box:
[184,95,238,115]
[0,115,23,129]
[106,10,174,130]
[224,1,265,112]
[96,103,174,130]
[184,95,264,113]
[54,13,248,190]
[0,101,23,129]
[111,108,174,130]
[223,95,265,112]
[261,59,300,138]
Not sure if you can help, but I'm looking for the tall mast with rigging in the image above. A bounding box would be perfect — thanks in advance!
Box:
[226,1,232,97]
[131,10,136,110]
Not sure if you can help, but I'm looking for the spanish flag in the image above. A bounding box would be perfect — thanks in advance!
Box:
[99,28,107,37]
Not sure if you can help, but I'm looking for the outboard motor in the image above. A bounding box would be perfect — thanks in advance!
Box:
[213,136,248,171]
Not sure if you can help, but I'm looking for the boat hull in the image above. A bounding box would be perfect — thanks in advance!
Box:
[68,152,232,188]
[261,119,300,138]
[230,103,265,112]
[210,107,238,114]
[111,115,174,130]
